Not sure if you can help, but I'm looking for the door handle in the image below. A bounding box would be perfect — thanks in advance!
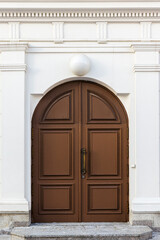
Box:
[81,148,86,178]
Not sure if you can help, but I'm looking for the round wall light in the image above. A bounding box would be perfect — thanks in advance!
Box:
[69,54,91,76]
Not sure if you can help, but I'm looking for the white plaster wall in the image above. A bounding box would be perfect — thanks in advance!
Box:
[0,71,2,199]
[152,23,160,39]
[0,2,160,225]
[20,23,53,40]
[108,23,141,39]
[26,52,133,94]
[0,24,9,39]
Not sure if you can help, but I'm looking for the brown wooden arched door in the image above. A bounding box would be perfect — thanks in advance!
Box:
[32,80,129,222]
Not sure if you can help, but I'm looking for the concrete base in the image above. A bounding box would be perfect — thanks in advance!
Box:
[130,212,160,228]
[11,223,152,240]
[1,211,160,230]
[0,213,30,229]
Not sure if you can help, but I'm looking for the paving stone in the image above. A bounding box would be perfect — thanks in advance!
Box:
[0,235,10,239]
[11,223,152,240]
[150,233,160,240]
[151,237,160,240]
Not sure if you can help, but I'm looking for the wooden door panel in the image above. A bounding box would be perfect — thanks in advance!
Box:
[88,184,121,213]
[39,184,74,214]
[88,92,118,122]
[40,129,73,178]
[42,90,74,124]
[88,129,120,177]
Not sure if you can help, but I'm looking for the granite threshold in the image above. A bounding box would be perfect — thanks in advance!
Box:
[10,222,153,240]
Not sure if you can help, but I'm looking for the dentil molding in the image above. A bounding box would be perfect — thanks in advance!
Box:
[0,9,160,21]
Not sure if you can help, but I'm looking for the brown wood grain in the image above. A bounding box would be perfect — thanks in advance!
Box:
[32,80,128,222]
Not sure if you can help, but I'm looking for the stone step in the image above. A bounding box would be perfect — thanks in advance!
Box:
[11,223,152,240]
[0,235,10,240]
[151,234,160,240]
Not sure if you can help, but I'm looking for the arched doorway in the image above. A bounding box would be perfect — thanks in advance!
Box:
[32,80,129,222]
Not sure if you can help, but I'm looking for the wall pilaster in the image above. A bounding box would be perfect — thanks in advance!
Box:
[131,44,160,225]
[0,43,29,214]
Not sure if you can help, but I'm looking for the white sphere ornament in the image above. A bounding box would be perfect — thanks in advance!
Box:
[69,54,91,76]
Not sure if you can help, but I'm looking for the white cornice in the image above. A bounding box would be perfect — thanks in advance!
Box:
[0,43,28,51]
[0,64,27,71]
[132,43,160,52]
[134,64,160,72]
[1,1,160,2]
[0,9,160,21]
[1,2,160,9]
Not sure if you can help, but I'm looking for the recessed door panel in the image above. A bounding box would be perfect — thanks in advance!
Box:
[44,93,71,120]
[88,184,121,213]
[42,90,74,124]
[88,92,118,122]
[39,185,74,214]
[40,130,73,178]
[88,130,120,177]
[32,80,128,223]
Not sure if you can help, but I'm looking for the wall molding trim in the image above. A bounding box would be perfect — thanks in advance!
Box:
[0,199,29,212]
[134,64,160,72]
[0,43,28,51]
[0,9,160,21]
[0,64,27,71]
[132,43,160,52]
[132,198,160,213]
